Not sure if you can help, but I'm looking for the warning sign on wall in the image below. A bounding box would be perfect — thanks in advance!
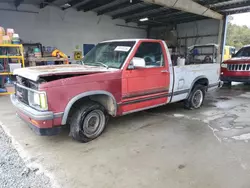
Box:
[74,51,82,60]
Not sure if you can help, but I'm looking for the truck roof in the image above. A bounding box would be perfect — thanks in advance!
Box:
[101,39,163,43]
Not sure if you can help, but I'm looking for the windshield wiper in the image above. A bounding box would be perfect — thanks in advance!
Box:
[84,62,109,69]
[96,62,109,69]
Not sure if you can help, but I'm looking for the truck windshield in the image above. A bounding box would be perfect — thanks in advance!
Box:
[234,47,250,57]
[82,41,135,69]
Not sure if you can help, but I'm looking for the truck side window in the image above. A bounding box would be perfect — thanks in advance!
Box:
[134,42,164,67]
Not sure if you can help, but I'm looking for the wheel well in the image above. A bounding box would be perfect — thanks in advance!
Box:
[66,94,117,124]
[89,94,117,116]
[193,78,209,89]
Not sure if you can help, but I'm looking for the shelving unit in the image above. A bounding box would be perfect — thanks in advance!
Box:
[0,55,23,59]
[26,56,68,66]
[0,44,25,95]
[0,72,13,75]
[0,92,13,96]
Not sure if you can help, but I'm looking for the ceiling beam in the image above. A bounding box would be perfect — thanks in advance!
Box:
[157,13,200,23]
[128,11,184,23]
[222,7,250,15]
[40,0,56,9]
[14,0,24,8]
[199,0,231,6]
[125,9,179,23]
[97,0,142,16]
[141,16,207,27]
[142,0,223,20]
[112,4,162,19]
[147,11,184,20]
[77,0,115,12]
[216,1,250,11]
[139,13,199,25]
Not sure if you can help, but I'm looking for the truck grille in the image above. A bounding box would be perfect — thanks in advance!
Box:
[15,84,29,105]
[227,64,250,71]
[16,76,38,90]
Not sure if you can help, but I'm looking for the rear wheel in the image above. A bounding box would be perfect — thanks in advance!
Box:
[69,101,108,143]
[184,84,205,110]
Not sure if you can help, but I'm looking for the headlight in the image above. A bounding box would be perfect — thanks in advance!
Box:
[28,90,48,111]
[221,63,227,68]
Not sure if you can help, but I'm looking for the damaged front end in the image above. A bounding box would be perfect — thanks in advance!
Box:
[15,76,48,111]
[11,76,62,136]
[11,64,113,136]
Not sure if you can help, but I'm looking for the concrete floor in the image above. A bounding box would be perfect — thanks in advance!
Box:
[1,84,250,188]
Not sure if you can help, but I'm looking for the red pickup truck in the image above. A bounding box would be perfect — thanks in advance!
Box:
[11,39,222,142]
[221,45,250,84]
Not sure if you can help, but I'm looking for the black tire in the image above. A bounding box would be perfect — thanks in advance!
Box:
[224,81,232,86]
[69,101,108,143]
[184,84,205,110]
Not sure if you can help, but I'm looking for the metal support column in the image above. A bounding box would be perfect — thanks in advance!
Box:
[217,18,225,64]
[221,16,229,62]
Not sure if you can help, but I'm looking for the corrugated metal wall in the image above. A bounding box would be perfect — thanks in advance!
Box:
[149,19,221,54]
[0,3,146,57]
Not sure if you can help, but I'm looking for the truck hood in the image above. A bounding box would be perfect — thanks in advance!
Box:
[224,57,250,64]
[13,64,113,82]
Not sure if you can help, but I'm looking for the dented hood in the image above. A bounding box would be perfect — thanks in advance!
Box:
[13,64,113,81]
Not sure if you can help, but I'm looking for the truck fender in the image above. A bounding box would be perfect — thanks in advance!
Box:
[187,76,209,98]
[61,90,117,125]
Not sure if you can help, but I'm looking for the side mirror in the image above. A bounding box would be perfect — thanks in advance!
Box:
[128,57,146,70]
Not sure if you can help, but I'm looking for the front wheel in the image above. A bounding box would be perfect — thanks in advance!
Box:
[69,101,108,143]
[184,85,205,110]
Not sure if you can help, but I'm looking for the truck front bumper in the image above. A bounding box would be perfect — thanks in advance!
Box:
[221,76,250,83]
[221,68,250,83]
[10,94,62,136]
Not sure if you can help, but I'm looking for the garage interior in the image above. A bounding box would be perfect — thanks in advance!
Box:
[0,0,249,59]
[1,0,250,188]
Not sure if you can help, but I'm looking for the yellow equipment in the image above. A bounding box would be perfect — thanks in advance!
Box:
[52,49,67,58]
[52,49,68,64]
[224,46,236,61]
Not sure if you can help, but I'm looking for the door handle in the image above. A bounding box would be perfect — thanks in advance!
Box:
[161,70,169,73]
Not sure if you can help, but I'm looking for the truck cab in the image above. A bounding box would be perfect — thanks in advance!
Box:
[11,39,222,142]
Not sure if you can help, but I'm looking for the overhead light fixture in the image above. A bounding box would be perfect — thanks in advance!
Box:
[61,3,71,9]
[139,17,149,22]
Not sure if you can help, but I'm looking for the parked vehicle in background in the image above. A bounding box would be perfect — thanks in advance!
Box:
[223,45,236,61]
[11,39,222,143]
[221,45,250,84]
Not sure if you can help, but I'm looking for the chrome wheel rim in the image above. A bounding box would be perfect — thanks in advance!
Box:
[82,110,105,138]
[192,90,203,108]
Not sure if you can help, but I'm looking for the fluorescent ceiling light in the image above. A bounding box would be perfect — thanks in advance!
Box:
[61,3,71,8]
[139,17,149,22]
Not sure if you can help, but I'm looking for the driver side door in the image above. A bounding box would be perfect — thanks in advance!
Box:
[121,40,170,113]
